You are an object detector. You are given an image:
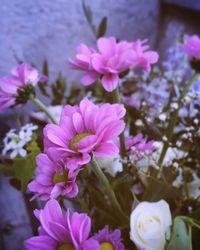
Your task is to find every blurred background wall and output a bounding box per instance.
[0,1,200,249]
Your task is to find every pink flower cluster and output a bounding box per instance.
[29,98,126,200]
[25,199,125,250]
[70,37,159,92]
[0,63,46,112]
[181,35,200,60]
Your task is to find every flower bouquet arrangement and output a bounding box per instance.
[1,15,200,250]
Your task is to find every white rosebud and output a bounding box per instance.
[130,200,172,250]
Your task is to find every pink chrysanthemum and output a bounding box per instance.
[181,35,200,60]
[0,63,46,112]
[28,153,79,200]
[93,226,125,250]
[44,98,126,168]
[70,37,158,92]
[25,199,99,250]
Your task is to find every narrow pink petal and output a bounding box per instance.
[101,74,119,92]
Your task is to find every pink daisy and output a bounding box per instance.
[43,98,126,168]
[28,153,79,200]
[0,63,46,112]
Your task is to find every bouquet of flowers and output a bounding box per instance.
[1,20,200,250]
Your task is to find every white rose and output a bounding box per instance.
[130,200,172,250]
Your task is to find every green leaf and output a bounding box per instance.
[97,16,107,38]
[166,217,192,250]
[12,138,40,191]
[0,163,14,176]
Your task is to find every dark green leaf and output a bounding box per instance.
[97,17,107,38]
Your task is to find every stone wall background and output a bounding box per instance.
[1,1,200,249]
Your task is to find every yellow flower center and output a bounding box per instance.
[57,243,74,250]
[69,132,92,151]
[53,169,68,184]
[100,242,114,250]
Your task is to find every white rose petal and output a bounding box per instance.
[130,200,172,250]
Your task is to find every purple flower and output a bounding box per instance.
[28,154,79,200]
[0,63,46,112]
[181,34,200,60]
[93,226,125,250]
[43,98,126,168]
[70,37,158,92]
[126,133,154,158]
[25,199,99,250]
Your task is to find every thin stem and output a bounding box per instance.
[30,94,57,124]
[92,157,128,222]
[111,87,126,158]
[158,73,198,172]
[77,194,90,214]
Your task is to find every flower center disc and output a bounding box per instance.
[69,132,92,151]
[53,170,68,184]
[57,243,74,250]
[100,242,114,250]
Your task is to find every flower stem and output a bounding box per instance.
[92,157,128,222]
[111,87,126,158]
[29,94,57,124]
[158,73,198,173]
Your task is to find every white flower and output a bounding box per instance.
[3,140,27,159]
[1,123,38,159]
[19,129,32,143]
[96,155,123,177]
[130,200,172,250]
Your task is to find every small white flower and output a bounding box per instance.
[135,119,144,127]
[5,140,27,159]
[158,113,167,121]
[96,155,123,177]
[1,123,37,159]
[130,200,172,250]
[170,103,178,110]
[19,129,32,143]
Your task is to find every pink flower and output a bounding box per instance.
[70,37,158,92]
[28,153,79,200]
[181,35,200,60]
[93,226,125,250]
[44,98,126,168]
[25,199,99,250]
[126,133,154,158]
[0,63,47,112]
[69,43,100,85]
[128,39,159,72]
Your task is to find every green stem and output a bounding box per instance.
[77,194,90,214]
[92,157,128,222]
[158,73,198,171]
[30,94,57,124]
[111,87,126,158]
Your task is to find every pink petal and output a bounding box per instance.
[81,71,99,86]
[101,74,119,92]
[93,142,119,157]
[97,37,116,57]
